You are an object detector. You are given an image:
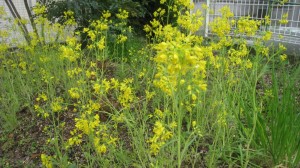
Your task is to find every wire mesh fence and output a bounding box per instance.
[193,0,300,44]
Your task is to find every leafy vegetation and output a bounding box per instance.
[0,0,299,167]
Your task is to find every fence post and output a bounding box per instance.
[205,0,210,38]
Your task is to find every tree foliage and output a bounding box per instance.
[39,0,159,33]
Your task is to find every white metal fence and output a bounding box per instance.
[1,0,73,46]
[194,0,300,45]
[1,1,300,45]
[0,0,37,43]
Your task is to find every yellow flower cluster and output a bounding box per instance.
[34,93,49,118]
[102,10,111,19]
[237,17,260,36]
[41,154,52,168]
[32,4,48,25]
[67,67,83,78]
[160,0,166,4]
[117,34,127,44]
[75,113,100,135]
[145,0,202,41]
[177,10,203,34]
[92,78,135,109]
[148,121,173,155]
[210,17,232,38]
[153,8,166,18]
[279,12,289,25]
[261,31,272,41]
[67,108,118,155]
[50,97,64,112]
[32,3,46,15]
[175,0,194,9]
[116,9,129,20]
[143,1,208,108]
[280,54,287,61]
[34,93,66,118]
[210,10,233,37]
[68,87,81,99]
[153,39,207,95]
[63,10,76,26]
[264,15,271,25]
[83,16,110,53]
[60,37,81,62]
[118,78,134,108]
[228,42,248,64]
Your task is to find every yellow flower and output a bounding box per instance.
[68,87,81,99]
[90,101,101,111]
[245,59,253,69]
[170,121,177,128]
[88,30,96,41]
[83,28,89,33]
[102,10,111,19]
[153,121,164,136]
[97,37,106,50]
[116,9,129,20]
[110,78,119,89]
[96,144,107,154]
[150,19,161,28]
[264,15,271,25]
[160,0,166,4]
[220,6,234,18]
[192,121,197,128]
[191,94,197,101]
[51,97,64,112]
[148,121,173,155]
[36,93,48,102]
[201,4,208,10]
[41,154,52,168]
[66,36,77,47]
[33,3,46,15]
[93,83,101,94]
[66,135,82,148]
[237,17,260,36]
[279,43,286,51]
[261,47,269,57]
[262,31,272,41]
[279,12,289,24]
[154,109,164,118]
[280,54,287,61]
[102,79,111,92]
[63,10,76,25]
[117,35,127,44]
[144,24,152,33]
[118,83,134,108]
[146,90,155,101]
[199,83,207,91]
[67,67,83,78]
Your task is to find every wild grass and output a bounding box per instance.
[0,1,299,167]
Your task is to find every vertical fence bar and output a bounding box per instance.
[205,0,210,37]
[190,0,300,44]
